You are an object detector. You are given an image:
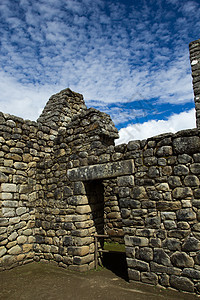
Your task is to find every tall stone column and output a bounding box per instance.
[189,39,200,129]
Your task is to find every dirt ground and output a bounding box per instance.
[0,261,199,300]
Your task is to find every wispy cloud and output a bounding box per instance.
[0,0,199,131]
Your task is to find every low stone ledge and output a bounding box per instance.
[67,160,134,181]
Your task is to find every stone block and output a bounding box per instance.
[182,268,200,279]
[68,246,90,256]
[170,275,194,292]
[176,208,196,221]
[153,248,171,266]
[73,254,94,265]
[172,187,193,199]
[156,146,172,157]
[190,163,200,174]
[182,237,200,251]
[8,232,18,241]
[128,268,140,281]
[67,160,134,181]
[0,246,7,258]
[2,208,15,217]
[0,171,8,183]
[17,236,27,244]
[2,200,18,207]
[171,252,194,267]
[117,175,134,187]
[159,274,169,286]
[8,245,21,255]
[163,238,181,251]
[141,272,158,285]
[126,258,149,271]
[173,136,200,154]
[124,236,149,247]
[174,165,189,175]
[0,183,17,193]
[16,207,27,216]
[13,162,27,170]
[184,175,199,187]
[145,216,161,229]
[67,196,88,206]
[76,205,91,214]
[137,247,153,262]
[168,176,182,188]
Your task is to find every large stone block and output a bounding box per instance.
[126,258,149,271]
[0,183,17,193]
[182,237,200,251]
[173,136,200,154]
[153,249,171,266]
[170,275,194,292]
[171,252,194,267]
[172,187,193,199]
[182,268,200,279]
[141,272,158,285]
[176,208,196,221]
[67,160,134,181]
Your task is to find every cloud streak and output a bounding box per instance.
[0,0,199,137]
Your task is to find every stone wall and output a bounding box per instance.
[190,39,200,129]
[115,130,200,294]
[0,39,200,295]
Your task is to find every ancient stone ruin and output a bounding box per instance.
[0,39,200,295]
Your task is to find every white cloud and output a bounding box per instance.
[0,0,199,126]
[116,109,196,145]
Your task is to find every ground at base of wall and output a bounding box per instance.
[0,262,199,300]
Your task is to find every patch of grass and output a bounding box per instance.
[104,242,125,252]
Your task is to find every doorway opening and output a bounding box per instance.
[84,179,128,281]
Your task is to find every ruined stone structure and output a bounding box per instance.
[0,39,200,295]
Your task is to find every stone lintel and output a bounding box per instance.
[67,160,134,181]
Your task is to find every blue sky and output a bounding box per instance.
[0,0,199,144]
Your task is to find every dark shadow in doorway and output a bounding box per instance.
[102,252,129,282]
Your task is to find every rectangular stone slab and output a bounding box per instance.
[67,160,134,181]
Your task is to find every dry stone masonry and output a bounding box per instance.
[0,39,200,295]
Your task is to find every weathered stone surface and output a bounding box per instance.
[137,247,153,262]
[117,175,134,187]
[173,136,200,154]
[8,245,21,255]
[168,176,182,188]
[128,268,140,281]
[170,275,194,292]
[67,160,134,181]
[131,186,146,199]
[176,208,196,221]
[171,252,194,267]
[0,183,17,192]
[182,268,200,279]
[184,175,199,187]
[126,258,149,271]
[156,201,181,211]
[163,238,181,251]
[172,187,193,199]
[0,171,8,183]
[182,237,200,251]
[124,236,149,247]
[153,249,171,266]
[190,163,200,174]
[141,272,158,285]
[156,146,172,157]
[174,165,189,176]
[145,216,161,228]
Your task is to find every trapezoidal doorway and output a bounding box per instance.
[84,179,128,281]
